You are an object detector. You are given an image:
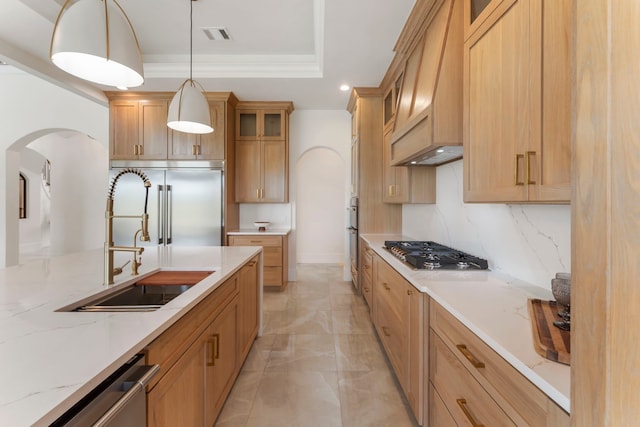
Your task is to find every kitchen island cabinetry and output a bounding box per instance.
[463,0,571,203]
[238,256,260,359]
[146,267,246,426]
[228,231,289,290]
[372,254,424,424]
[235,102,293,203]
[430,300,569,426]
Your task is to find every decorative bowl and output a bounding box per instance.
[253,221,271,231]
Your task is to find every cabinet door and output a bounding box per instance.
[198,101,226,160]
[139,100,168,160]
[235,140,262,202]
[169,129,198,160]
[238,257,259,359]
[147,334,206,427]
[262,139,287,202]
[463,0,529,202]
[261,110,286,140]
[528,0,571,202]
[110,101,139,160]
[350,139,359,196]
[383,128,409,203]
[407,284,423,422]
[237,110,259,140]
[204,298,239,426]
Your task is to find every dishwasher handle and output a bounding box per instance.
[93,364,160,427]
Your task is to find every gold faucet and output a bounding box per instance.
[104,169,152,285]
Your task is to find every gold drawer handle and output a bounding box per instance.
[363,287,369,292]
[250,240,262,244]
[407,289,414,295]
[383,283,391,291]
[381,326,391,337]
[456,344,485,369]
[456,399,484,427]
[247,261,257,267]
[207,334,220,366]
[526,151,536,184]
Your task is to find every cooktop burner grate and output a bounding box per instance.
[384,240,488,270]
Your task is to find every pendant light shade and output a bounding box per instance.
[167,79,213,134]
[167,0,213,134]
[50,0,144,88]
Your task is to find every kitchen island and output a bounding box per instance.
[0,245,262,426]
[361,234,570,424]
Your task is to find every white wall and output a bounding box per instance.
[18,148,48,253]
[240,109,352,280]
[0,71,108,267]
[403,160,571,289]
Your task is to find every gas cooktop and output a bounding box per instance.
[384,241,489,270]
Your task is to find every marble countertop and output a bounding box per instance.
[227,227,291,236]
[0,245,262,426]
[361,234,570,413]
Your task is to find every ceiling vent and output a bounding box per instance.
[202,27,232,41]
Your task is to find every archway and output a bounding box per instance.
[5,129,108,265]
[295,147,346,264]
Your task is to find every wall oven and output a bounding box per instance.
[347,197,358,288]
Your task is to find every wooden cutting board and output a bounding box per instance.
[527,299,570,365]
[136,271,214,286]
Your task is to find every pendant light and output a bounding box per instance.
[50,0,144,88]
[167,0,213,134]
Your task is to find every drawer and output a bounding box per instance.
[429,383,457,427]
[376,292,407,387]
[264,266,282,286]
[229,235,282,247]
[430,330,515,426]
[430,300,549,426]
[375,259,406,319]
[263,246,283,266]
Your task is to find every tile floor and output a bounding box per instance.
[215,264,419,427]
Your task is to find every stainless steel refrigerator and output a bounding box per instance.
[108,166,223,247]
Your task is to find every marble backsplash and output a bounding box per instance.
[402,160,571,290]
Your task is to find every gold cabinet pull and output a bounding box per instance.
[456,399,484,427]
[248,261,257,267]
[407,289,414,295]
[207,333,220,366]
[250,240,262,244]
[256,188,260,199]
[192,144,197,155]
[456,344,485,369]
[363,287,369,292]
[214,333,220,360]
[526,151,536,184]
[381,326,391,337]
[514,154,524,185]
[383,282,391,291]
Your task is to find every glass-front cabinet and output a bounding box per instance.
[237,110,286,141]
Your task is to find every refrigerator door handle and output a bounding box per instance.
[166,184,173,244]
[158,185,164,244]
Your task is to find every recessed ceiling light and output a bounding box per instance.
[339,84,350,92]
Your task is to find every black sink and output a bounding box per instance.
[74,284,193,312]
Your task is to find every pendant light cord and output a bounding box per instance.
[189,0,193,81]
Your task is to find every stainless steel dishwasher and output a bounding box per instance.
[50,354,159,426]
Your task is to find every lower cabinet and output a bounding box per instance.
[429,300,570,426]
[146,257,259,426]
[372,254,424,424]
[228,234,288,290]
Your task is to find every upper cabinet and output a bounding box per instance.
[107,92,236,162]
[463,0,571,203]
[234,102,294,203]
[388,0,464,166]
[110,99,168,160]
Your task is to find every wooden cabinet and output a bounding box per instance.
[110,99,168,160]
[463,0,571,203]
[146,260,258,426]
[169,100,225,160]
[388,0,464,166]
[107,93,234,162]
[359,238,373,308]
[235,102,293,203]
[238,256,259,360]
[383,126,436,204]
[430,300,570,426]
[228,234,288,290]
[372,254,424,424]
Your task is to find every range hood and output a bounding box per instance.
[389,0,463,167]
